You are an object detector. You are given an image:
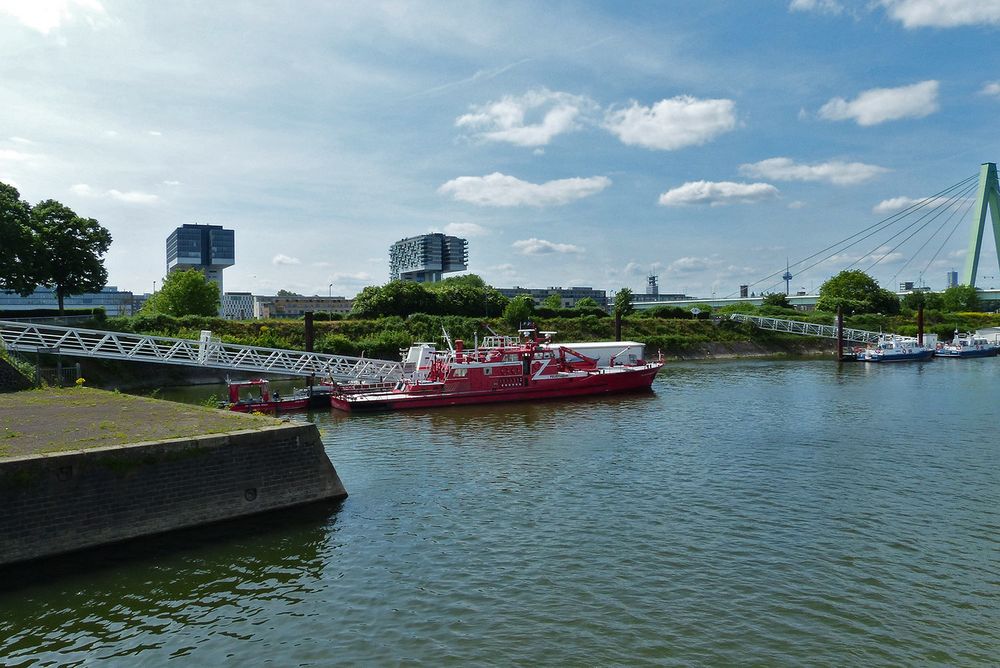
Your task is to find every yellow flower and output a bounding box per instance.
[75,377,86,386]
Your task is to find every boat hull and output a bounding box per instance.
[331,363,662,412]
[228,398,311,413]
[859,349,935,362]
[934,348,999,358]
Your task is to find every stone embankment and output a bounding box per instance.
[0,388,346,566]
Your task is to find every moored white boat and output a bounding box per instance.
[857,334,935,362]
[934,331,1000,358]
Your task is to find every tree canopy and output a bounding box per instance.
[541,293,563,309]
[142,269,221,316]
[0,182,34,295]
[502,294,535,328]
[816,270,899,315]
[761,292,791,308]
[940,284,979,312]
[350,275,508,318]
[613,287,634,318]
[0,185,113,312]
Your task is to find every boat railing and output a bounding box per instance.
[481,336,521,349]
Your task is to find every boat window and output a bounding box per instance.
[451,368,467,378]
[483,367,492,375]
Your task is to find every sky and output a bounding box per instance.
[2,0,1000,299]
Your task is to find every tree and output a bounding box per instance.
[815,270,899,315]
[761,292,791,308]
[142,269,220,316]
[350,281,436,318]
[940,284,979,312]
[276,289,302,297]
[901,290,943,312]
[541,293,563,309]
[502,295,534,328]
[29,199,113,313]
[613,288,634,341]
[0,182,34,294]
[575,297,601,310]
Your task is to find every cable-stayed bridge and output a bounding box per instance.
[0,320,403,382]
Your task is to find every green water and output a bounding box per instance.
[1,360,997,665]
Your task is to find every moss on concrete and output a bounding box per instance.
[0,387,280,459]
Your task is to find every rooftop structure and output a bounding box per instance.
[496,286,607,309]
[389,233,468,282]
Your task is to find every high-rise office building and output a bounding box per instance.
[946,270,959,289]
[166,224,235,296]
[389,233,468,282]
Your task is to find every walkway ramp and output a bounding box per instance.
[0,320,403,381]
[728,314,884,344]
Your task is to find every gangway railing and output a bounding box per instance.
[728,313,885,344]
[0,320,403,381]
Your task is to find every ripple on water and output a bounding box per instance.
[1,361,997,665]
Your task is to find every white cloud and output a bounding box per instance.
[666,256,724,274]
[443,222,488,237]
[0,148,36,163]
[107,189,158,204]
[872,195,965,213]
[788,201,807,209]
[163,180,181,186]
[658,180,779,206]
[272,254,301,266]
[0,0,108,34]
[739,157,889,185]
[880,0,1000,28]
[604,96,737,150]
[438,172,611,207]
[789,0,844,13]
[980,82,1000,97]
[818,80,939,126]
[71,183,159,204]
[329,271,371,284]
[147,130,162,136]
[103,130,119,137]
[456,89,597,147]
[512,238,584,255]
[9,136,33,144]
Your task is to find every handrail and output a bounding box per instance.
[0,320,403,381]
[728,313,886,344]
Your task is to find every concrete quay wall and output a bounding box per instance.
[0,423,346,566]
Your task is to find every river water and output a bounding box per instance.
[1,360,997,666]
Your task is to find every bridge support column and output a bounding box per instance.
[962,162,1000,288]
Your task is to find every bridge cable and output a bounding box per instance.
[857,179,980,273]
[888,188,979,285]
[726,174,979,298]
[725,173,979,297]
[918,195,980,280]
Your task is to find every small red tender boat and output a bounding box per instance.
[222,378,311,413]
[330,330,663,412]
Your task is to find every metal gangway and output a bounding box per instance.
[0,320,403,381]
[728,313,885,344]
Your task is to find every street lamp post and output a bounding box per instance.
[328,283,333,297]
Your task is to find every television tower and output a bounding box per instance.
[782,259,793,296]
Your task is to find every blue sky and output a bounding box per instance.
[2,0,1000,298]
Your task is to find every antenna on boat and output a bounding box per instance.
[441,325,455,352]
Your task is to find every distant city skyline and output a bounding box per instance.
[2,1,1000,298]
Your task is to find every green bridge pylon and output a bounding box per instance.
[962,162,1000,288]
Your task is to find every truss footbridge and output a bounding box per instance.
[0,320,403,382]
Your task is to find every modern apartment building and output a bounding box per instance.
[389,233,468,282]
[0,286,139,316]
[166,224,235,296]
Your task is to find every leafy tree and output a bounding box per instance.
[574,297,601,310]
[350,280,436,318]
[142,268,220,316]
[503,295,534,328]
[901,290,943,312]
[613,288,634,318]
[276,289,302,296]
[541,293,563,309]
[761,292,791,308]
[940,284,979,312]
[613,288,634,341]
[29,199,113,313]
[815,270,899,316]
[0,182,34,294]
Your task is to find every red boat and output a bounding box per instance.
[223,378,311,413]
[330,330,663,412]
